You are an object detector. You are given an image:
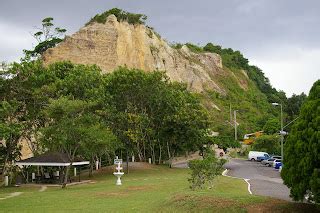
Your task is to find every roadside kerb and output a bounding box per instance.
[222,169,252,195]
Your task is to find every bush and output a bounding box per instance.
[188,149,226,190]
[252,135,280,155]
[185,43,204,53]
[86,8,147,26]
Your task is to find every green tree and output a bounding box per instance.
[188,149,226,190]
[263,118,280,135]
[281,80,320,203]
[23,17,66,61]
[86,8,147,26]
[103,67,209,165]
[0,101,22,183]
[286,93,307,128]
[210,136,240,152]
[40,97,116,188]
[252,135,280,155]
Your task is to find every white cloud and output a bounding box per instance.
[0,21,34,62]
[250,46,320,96]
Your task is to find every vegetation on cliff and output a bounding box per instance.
[86,8,147,26]
[23,17,66,61]
[172,41,307,139]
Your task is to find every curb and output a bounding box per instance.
[222,169,252,195]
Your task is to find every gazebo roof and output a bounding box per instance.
[15,152,89,167]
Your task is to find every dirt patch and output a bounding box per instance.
[171,195,319,212]
[94,191,128,198]
[126,185,154,191]
[172,194,240,209]
[94,185,154,198]
[246,199,320,213]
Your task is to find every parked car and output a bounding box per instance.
[273,159,282,167]
[262,158,277,166]
[271,155,282,159]
[257,155,269,162]
[248,151,270,161]
[275,162,282,169]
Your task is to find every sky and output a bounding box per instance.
[1,0,319,97]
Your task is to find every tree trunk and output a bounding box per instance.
[158,144,162,165]
[143,140,146,162]
[89,155,94,177]
[151,144,156,165]
[166,141,171,159]
[166,141,172,167]
[62,166,70,188]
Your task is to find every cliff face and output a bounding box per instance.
[43,15,248,94]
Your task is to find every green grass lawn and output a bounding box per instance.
[0,163,318,212]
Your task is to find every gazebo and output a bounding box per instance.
[16,152,89,184]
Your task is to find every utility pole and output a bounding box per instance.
[234,110,238,141]
[230,103,232,125]
[280,104,284,162]
[272,102,284,161]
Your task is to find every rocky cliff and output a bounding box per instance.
[43,15,249,94]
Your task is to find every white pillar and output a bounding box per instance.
[74,167,77,177]
[32,173,36,182]
[148,158,152,164]
[4,175,8,186]
[95,160,99,170]
[132,155,135,162]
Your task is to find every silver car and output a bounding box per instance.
[262,158,277,166]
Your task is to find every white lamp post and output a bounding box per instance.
[234,110,238,141]
[272,102,284,161]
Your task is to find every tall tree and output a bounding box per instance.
[103,67,209,165]
[23,17,66,61]
[0,101,22,182]
[263,118,280,135]
[40,97,117,187]
[281,80,320,203]
[252,135,280,155]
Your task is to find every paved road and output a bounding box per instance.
[225,158,291,201]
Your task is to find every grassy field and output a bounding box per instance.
[0,163,318,212]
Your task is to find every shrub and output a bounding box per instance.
[188,149,226,190]
[86,8,147,26]
[185,43,204,53]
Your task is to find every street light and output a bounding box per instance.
[272,102,284,161]
[234,110,239,141]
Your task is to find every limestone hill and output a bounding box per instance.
[43,13,278,135]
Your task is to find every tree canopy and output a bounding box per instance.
[0,60,210,183]
[252,135,280,155]
[281,80,320,203]
[263,118,280,135]
[23,17,66,61]
[86,8,147,26]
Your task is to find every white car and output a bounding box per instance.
[248,151,269,161]
[273,159,282,167]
